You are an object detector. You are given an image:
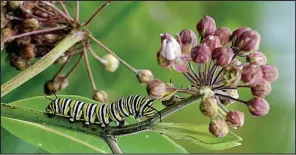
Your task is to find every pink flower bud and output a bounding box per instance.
[247,51,267,66]
[196,15,216,37]
[226,110,244,129]
[251,79,272,97]
[241,63,263,86]
[248,97,270,116]
[231,27,251,42]
[176,29,197,54]
[229,58,243,70]
[191,43,211,64]
[201,35,221,51]
[212,47,234,66]
[159,33,182,61]
[261,65,279,83]
[214,27,232,45]
[235,30,261,56]
[209,119,229,137]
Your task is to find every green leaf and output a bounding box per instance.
[152,122,243,151]
[1,95,187,153]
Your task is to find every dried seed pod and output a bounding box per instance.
[10,55,28,70]
[136,69,154,84]
[23,18,39,32]
[16,36,31,46]
[20,44,36,60]
[93,90,109,103]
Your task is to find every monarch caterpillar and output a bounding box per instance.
[45,94,161,127]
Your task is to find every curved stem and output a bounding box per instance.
[89,34,137,73]
[3,26,67,43]
[83,44,97,91]
[64,53,84,78]
[1,30,87,97]
[88,46,106,64]
[83,0,112,27]
[53,55,73,80]
[215,93,248,104]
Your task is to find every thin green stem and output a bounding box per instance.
[83,0,112,27]
[83,44,97,91]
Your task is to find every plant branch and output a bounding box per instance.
[103,135,122,154]
[75,1,79,22]
[1,30,87,97]
[0,95,200,138]
[3,26,68,43]
[65,53,84,78]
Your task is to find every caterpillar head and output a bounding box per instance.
[44,95,57,114]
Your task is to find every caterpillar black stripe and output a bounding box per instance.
[45,94,160,127]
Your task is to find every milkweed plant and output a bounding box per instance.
[1,1,279,154]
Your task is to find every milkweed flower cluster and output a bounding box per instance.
[156,15,279,137]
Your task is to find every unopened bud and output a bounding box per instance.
[231,27,251,42]
[54,55,69,65]
[136,69,154,84]
[246,51,267,66]
[202,35,221,51]
[23,18,39,32]
[261,65,279,83]
[191,43,211,64]
[200,97,218,117]
[20,44,36,60]
[93,90,109,103]
[146,79,166,99]
[226,110,244,129]
[7,1,23,10]
[212,47,234,66]
[177,29,197,53]
[235,30,261,56]
[251,79,272,97]
[10,56,27,70]
[196,15,216,37]
[248,97,270,116]
[214,27,232,45]
[209,119,229,137]
[102,54,119,72]
[159,33,182,61]
[241,63,262,86]
[44,80,60,95]
[222,66,241,87]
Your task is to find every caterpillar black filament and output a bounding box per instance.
[45,94,160,127]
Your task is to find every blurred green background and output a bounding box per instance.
[1,1,295,153]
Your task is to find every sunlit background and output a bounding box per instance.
[1,1,295,153]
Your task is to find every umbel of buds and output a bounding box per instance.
[156,15,279,138]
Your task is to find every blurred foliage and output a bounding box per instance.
[1,1,295,153]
